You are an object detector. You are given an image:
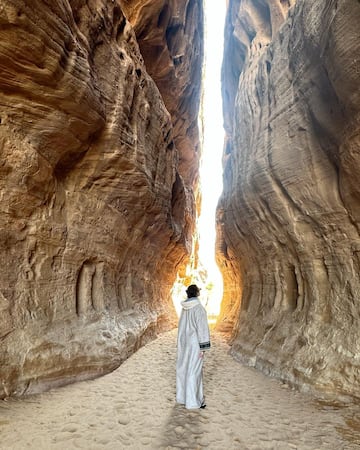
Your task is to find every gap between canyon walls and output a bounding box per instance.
[0,0,203,398]
[217,0,360,399]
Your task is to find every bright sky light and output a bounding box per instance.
[197,0,226,315]
[172,1,226,317]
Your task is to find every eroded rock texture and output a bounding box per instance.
[0,0,202,398]
[218,0,360,398]
[119,0,204,280]
[120,0,203,188]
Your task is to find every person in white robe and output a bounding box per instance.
[176,284,211,409]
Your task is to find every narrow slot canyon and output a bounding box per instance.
[1,0,360,448]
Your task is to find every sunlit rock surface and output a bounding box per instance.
[0,0,202,398]
[218,0,360,398]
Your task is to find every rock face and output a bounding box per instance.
[120,0,204,188]
[218,0,360,398]
[0,0,202,398]
[119,0,204,280]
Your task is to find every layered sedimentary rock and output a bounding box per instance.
[218,0,360,398]
[0,0,202,398]
[120,0,203,188]
[119,0,204,279]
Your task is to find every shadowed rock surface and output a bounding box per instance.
[119,0,204,280]
[0,0,202,398]
[120,0,203,188]
[217,0,360,398]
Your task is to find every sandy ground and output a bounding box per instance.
[1,329,360,450]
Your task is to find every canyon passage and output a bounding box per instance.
[0,0,360,442]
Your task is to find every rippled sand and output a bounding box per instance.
[1,330,359,449]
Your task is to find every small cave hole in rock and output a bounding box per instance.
[172,0,225,325]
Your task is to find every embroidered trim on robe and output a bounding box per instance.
[200,341,211,350]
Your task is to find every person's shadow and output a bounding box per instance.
[160,403,203,449]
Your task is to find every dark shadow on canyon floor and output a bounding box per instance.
[160,404,204,449]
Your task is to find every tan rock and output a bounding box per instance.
[218,0,360,398]
[119,0,204,188]
[119,0,204,272]
[0,0,201,398]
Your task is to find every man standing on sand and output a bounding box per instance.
[176,284,211,409]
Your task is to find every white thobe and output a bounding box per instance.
[176,297,211,409]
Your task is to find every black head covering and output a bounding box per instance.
[186,284,200,298]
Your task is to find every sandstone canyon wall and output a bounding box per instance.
[120,0,203,188]
[0,0,203,398]
[218,0,360,398]
[119,0,204,280]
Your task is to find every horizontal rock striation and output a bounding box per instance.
[218,0,360,398]
[0,0,202,398]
